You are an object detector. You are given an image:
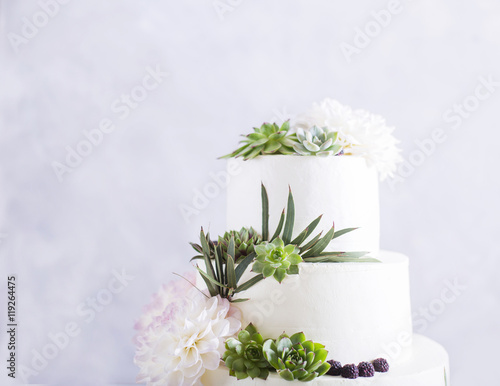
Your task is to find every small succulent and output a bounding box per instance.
[252,238,302,283]
[262,332,331,382]
[293,126,343,157]
[218,228,262,262]
[191,227,262,263]
[194,229,264,302]
[221,121,298,160]
[223,324,272,380]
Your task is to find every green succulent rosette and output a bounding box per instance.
[223,324,272,380]
[263,332,331,382]
[252,238,302,283]
[293,126,343,157]
[217,227,262,262]
[221,121,298,160]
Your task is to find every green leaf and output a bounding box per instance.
[300,373,317,382]
[199,229,217,280]
[287,253,302,265]
[277,337,293,353]
[290,332,306,345]
[316,361,331,377]
[263,265,276,278]
[195,266,218,296]
[195,265,228,289]
[250,138,270,147]
[227,254,236,289]
[282,188,295,244]
[238,329,251,344]
[302,226,335,258]
[312,348,328,366]
[271,210,286,240]
[261,184,269,241]
[252,260,265,273]
[189,242,203,254]
[235,252,256,283]
[274,268,286,283]
[332,227,358,240]
[287,264,299,275]
[301,340,314,352]
[278,369,294,381]
[214,246,223,285]
[228,235,236,265]
[290,215,322,246]
[303,255,378,263]
[281,120,290,132]
[299,232,323,253]
[244,145,263,160]
[234,274,265,293]
[247,366,261,379]
[230,298,249,303]
[263,141,282,154]
[245,323,258,335]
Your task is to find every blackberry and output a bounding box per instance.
[326,360,342,376]
[341,364,359,379]
[372,358,390,373]
[358,362,375,377]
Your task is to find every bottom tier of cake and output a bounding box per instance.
[201,335,449,386]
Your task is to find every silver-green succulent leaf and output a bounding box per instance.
[223,324,273,380]
[221,121,299,160]
[262,333,331,382]
[252,238,302,283]
[293,126,343,157]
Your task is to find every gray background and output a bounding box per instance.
[1,0,499,384]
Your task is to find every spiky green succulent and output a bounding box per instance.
[221,121,298,160]
[218,228,262,262]
[260,184,377,266]
[223,324,272,380]
[252,238,302,283]
[293,126,343,156]
[194,229,264,302]
[262,332,331,382]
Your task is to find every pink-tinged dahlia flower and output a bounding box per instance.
[134,276,241,386]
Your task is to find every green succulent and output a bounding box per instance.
[261,184,377,265]
[221,121,298,160]
[223,324,272,380]
[293,126,343,157]
[191,227,262,263]
[218,228,262,262]
[262,332,331,382]
[193,229,264,302]
[252,238,302,283]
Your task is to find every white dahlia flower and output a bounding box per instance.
[294,98,402,180]
[134,281,242,386]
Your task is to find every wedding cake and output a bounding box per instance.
[134,99,450,386]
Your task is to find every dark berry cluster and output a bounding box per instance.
[325,357,389,379]
[326,360,342,376]
[373,357,390,373]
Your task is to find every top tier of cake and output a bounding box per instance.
[227,155,380,255]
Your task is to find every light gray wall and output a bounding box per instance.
[1,0,499,384]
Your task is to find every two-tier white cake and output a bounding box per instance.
[201,155,449,385]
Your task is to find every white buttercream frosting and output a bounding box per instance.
[226,156,380,255]
[228,251,413,365]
